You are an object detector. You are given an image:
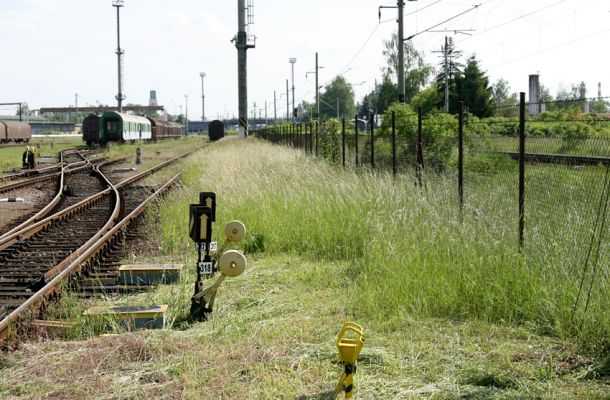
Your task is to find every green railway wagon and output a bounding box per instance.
[100,112,152,143]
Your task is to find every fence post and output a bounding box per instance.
[355,115,359,168]
[392,111,396,176]
[416,106,424,186]
[519,92,526,249]
[342,118,346,168]
[458,101,464,210]
[308,123,312,154]
[370,113,375,170]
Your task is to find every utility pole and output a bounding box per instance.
[306,54,323,124]
[185,95,189,135]
[289,58,297,123]
[235,0,255,139]
[444,36,449,112]
[286,79,289,122]
[75,93,79,115]
[112,0,125,112]
[315,52,320,123]
[397,0,405,103]
[379,1,417,103]
[265,101,268,125]
[273,91,277,123]
[200,72,206,121]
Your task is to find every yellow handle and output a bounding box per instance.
[337,322,364,343]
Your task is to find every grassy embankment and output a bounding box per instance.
[0,138,608,399]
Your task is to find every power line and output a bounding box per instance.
[456,0,572,44]
[473,0,599,55]
[485,26,610,70]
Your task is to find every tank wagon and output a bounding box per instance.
[82,114,101,147]
[208,120,225,141]
[0,121,31,144]
[149,118,183,141]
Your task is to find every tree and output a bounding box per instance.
[492,78,518,117]
[358,74,399,118]
[454,56,494,118]
[411,86,442,114]
[589,99,609,113]
[319,76,355,120]
[383,32,434,103]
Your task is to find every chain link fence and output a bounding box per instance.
[254,95,610,340]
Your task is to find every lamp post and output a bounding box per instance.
[199,72,206,122]
[112,0,125,112]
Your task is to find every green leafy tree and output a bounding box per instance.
[383,32,434,103]
[589,99,609,113]
[358,75,399,118]
[320,76,355,120]
[454,56,494,118]
[492,78,518,117]
[411,86,442,114]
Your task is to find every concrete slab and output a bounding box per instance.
[84,305,168,330]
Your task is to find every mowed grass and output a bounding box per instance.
[0,137,84,173]
[0,138,608,399]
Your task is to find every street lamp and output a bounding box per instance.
[199,72,206,122]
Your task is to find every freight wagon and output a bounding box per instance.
[82,114,101,147]
[0,121,31,144]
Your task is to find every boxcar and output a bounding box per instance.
[100,112,152,143]
[148,118,183,141]
[82,114,101,146]
[0,121,31,143]
[208,120,224,141]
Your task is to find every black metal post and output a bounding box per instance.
[315,121,319,157]
[342,118,346,167]
[355,115,359,167]
[416,106,424,186]
[519,92,526,249]
[392,111,396,176]
[370,113,375,169]
[458,101,464,209]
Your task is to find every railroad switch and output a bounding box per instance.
[335,322,364,399]
[189,192,247,320]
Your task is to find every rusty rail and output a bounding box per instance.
[0,147,200,343]
[0,173,181,343]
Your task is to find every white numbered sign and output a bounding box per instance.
[198,261,213,275]
[196,242,218,252]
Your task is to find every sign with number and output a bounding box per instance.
[196,242,217,252]
[198,261,213,275]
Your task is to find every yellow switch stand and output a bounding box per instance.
[335,322,364,399]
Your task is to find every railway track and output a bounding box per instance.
[0,148,200,344]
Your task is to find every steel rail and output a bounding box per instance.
[0,157,124,242]
[0,147,200,251]
[0,173,181,343]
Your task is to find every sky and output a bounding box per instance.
[1,0,609,120]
